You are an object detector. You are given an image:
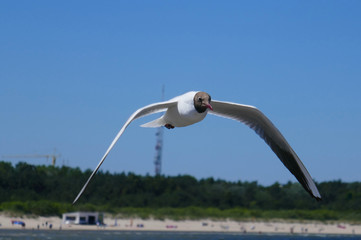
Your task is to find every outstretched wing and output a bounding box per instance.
[72,100,178,204]
[209,100,321,200]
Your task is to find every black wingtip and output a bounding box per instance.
[309,189,322,202]
[315,196,322,202]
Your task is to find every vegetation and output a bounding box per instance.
[1,161,361,221]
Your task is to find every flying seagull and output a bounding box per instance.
[73,91,321,204]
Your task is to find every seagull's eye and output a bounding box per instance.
[198,97,202,102]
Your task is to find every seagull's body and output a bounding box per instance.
[141,91,209,128]
[73,91,321,204]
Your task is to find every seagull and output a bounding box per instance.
[73,91,321,204]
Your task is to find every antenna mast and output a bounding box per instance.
[154,85,164,175]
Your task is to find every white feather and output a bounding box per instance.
[73,91,321,204]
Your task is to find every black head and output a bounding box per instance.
[193,92,213,113]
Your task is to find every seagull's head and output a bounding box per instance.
[194,91,213,113]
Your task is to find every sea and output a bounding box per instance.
[0,230,359,240]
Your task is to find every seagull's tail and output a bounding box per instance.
[140,117,165,128]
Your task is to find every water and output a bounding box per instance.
[0,230,359,240]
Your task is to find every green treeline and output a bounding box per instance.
[1,161,361,221]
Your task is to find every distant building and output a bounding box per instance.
[62,212,103,225]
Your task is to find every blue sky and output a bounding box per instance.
[1,1,360,186]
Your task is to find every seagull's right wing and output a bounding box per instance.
[209,100,321,201]
[72,100,178,205]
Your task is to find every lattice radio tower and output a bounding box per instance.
[154,85,165,175]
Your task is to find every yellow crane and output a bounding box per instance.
[2,154,60,166]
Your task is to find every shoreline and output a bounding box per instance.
[1,214,360,236]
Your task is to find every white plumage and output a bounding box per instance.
[141,91,208,128]
[73,91,321,204]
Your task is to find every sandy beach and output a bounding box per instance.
[0,213,360,236]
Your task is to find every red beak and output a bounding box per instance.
[206,103,213,111]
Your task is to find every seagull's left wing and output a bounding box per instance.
[72,100,178,204]
[209,100,321,200]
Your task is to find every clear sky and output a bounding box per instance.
[1,1,360,186]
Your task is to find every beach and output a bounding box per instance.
[0,214,360,236]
